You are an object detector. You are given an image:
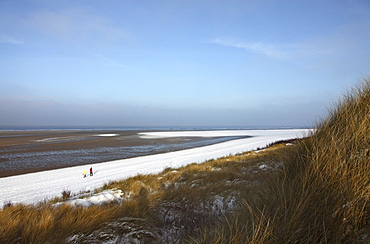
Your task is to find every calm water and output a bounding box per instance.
[0,125,302,131]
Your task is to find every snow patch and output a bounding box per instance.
[94,134,119,137]
[138,130,253,139]
[35,137,75,142]
[55,189,123,207]
[259,164,268,170]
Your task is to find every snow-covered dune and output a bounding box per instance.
[0,129,310,206]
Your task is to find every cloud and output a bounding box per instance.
[0,95,58,99]
[94,54,133,69]
[209,37,341,61]
[28,8,129,43]
[210,18,370,62]
[211,38,282,59]
[0,34,22,44]
[210,38,301,59]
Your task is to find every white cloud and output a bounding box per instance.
[210,38,298,59]
[95,54,132,69]
[210,18,370,63]
[0,95,58,99]
[0,34,22,44]
[28,8,129,43]
[209,37,338,61]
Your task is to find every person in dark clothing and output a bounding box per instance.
[90,167,93,176]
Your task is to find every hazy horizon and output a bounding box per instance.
[0,125,310,131]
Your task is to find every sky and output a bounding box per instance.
[0,0,369,128]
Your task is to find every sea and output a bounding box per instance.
[0,125,304,131]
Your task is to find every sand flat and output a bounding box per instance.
[0,130,244,177]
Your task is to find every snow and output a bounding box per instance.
[34,134,118,142]
[35,137,75,142]
[94,134,119,137]
[259,164,268,170]
[0,129,310,207]
[53,189,124,207]
[138,130,255,138]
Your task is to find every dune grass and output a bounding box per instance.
[194,78,369,243]
[0,140,293,243]
[0,78,368,243]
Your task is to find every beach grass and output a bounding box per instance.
[0,78,369,243]
[194,78,369,243]
[0,140,294,243]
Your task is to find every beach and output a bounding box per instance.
[0,129,310,206]
[0,129,247,177]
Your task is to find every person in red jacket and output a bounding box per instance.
[90,167,93,176]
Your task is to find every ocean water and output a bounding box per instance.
[0,125,304,131]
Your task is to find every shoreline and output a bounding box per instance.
[0,129,251,178]
[0,129,310,206]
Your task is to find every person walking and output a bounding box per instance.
[90,167,93,176]
[83,170,87,178]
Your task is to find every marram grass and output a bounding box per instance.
[196,78,369,243]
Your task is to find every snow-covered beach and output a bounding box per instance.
[0,129,310,207]
[0,129,247,177]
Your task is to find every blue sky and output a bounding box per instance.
[1,0,369,127]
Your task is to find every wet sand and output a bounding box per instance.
[0,130,246,178]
